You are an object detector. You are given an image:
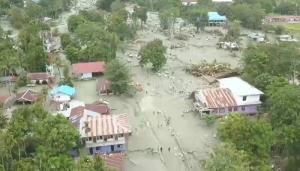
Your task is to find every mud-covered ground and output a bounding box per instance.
[0,2,243,170]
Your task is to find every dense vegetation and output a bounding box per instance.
[105,59,132,95]
[0,105,113,171]
[63,8,136,63]
[139,39,167,72]
[1,0,300,170]
[204,43,300,170]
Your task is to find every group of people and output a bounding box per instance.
[159,147,171,153]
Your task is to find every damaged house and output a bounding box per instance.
[193,77,263,115]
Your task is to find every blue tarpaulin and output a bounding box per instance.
[208,12,227,21]
[51,85,76,96]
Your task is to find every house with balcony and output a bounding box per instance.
[79,114,131,155]
[193,77,263,115]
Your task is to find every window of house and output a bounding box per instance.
[104,137,107,141]
[242,96,247,101]
[100,136,102,139]
[117,145,121,148]
[88,137,92,141]
[219,108,225,113]
[93,137,96,143]
[241,106,245,111]
[228,107,232,112]
[234,106,238,111]
[96,147,100,150]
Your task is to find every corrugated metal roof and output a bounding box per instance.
[72,62,106,74]
[202,88,237,108]
[28,72,50,80]
[16,90,38,102]
[102,153,124,171]
[83,114,131,137]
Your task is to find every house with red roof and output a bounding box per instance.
[16,90,39,104]
[28,72,52,84]
[102,153,125,171]
[69,103,110,128]
[72,62,106,80]
[79,114,131,155]
[193,77,263,115]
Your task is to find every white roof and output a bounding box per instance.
[218,77,263,96]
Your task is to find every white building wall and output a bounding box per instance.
[233,94,261,106]
[80,73,92,79]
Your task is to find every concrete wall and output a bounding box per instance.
[234,94,261,106]
[211,105,259,115]
[88,144,126,155]
[80,73,92,80]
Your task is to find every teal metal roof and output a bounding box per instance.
[208,12,227,21]
[51,85,76,96]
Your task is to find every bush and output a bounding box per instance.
[202,115,217,126]
[16,74,28,87]
[59,77,73,87]
[274,25,285,35]
[139,39,166,72]
[60,33,72,49]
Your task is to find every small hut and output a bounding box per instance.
[96,78,112,95]
[16,90,38,104]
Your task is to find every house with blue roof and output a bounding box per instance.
[50,85,76,102]
[208,12,227,26]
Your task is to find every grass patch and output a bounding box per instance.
[285,23,300,34]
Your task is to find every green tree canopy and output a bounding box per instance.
[218,113,274,170]
[268,85,300,133]
[133,6,148,25]
[96,0,115,11]
[204,143,251,171]
[0,105,81,170]
[275,1,300,15]
[225,4,265,29]
[159,7,179,31]
[39,0,73,18]
[223,20,240,42]
[105,59,131,95]
[68,15,87,32]
[182,7,208,32]
[139,39,166,72]
[9,7,28,29]
[242,44,300,91]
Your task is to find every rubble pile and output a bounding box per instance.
[186,60,231,77]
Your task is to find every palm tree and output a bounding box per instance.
[0,46,20,95]
[54,56,65,82]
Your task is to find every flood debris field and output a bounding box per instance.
[0,1,243,170]
[55,5,242,171]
